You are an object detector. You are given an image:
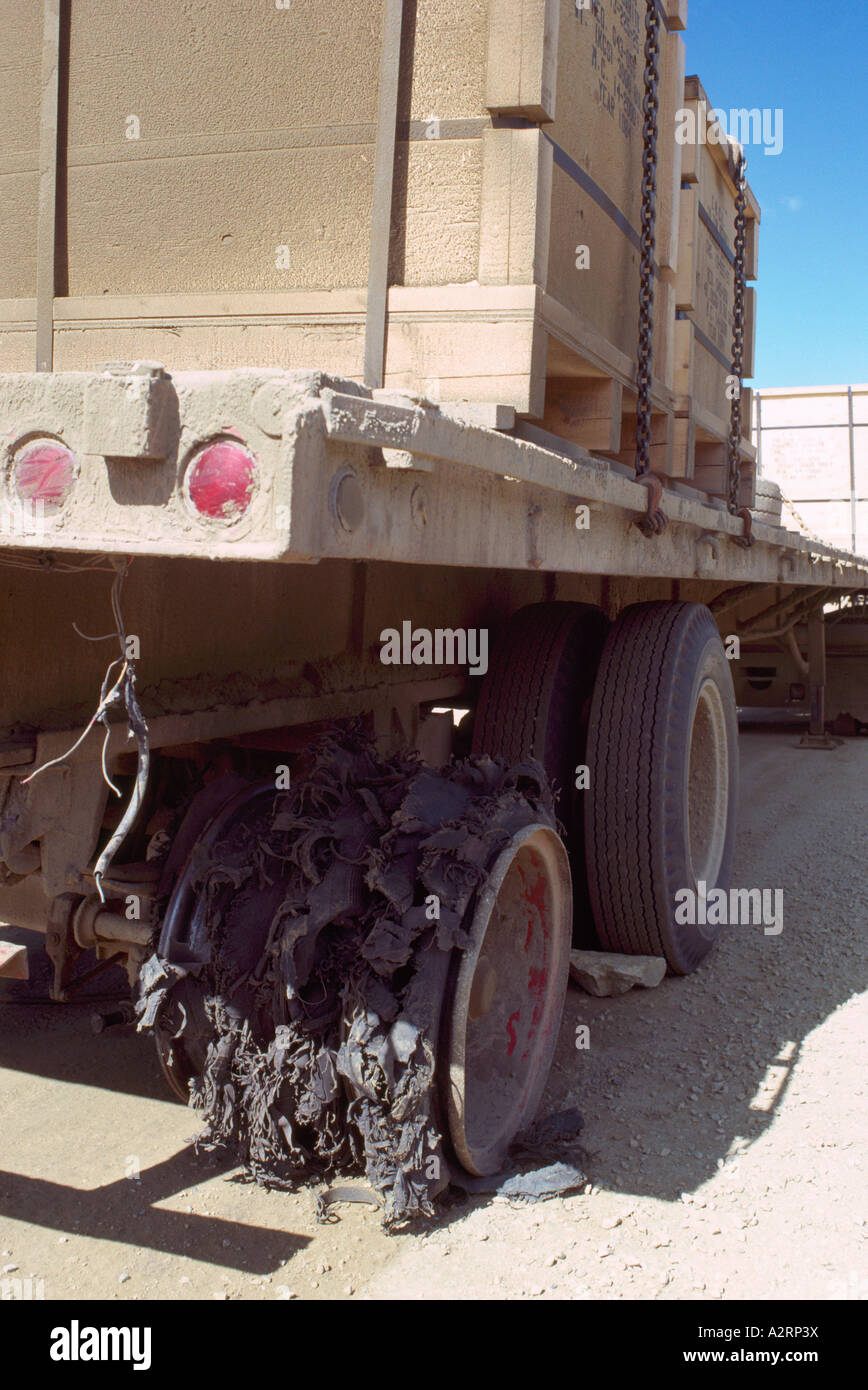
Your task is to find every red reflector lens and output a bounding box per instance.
[187,441,256,522]
[14,440,76,515]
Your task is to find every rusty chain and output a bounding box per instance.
[728,146,754,546]
[634,0,665,537]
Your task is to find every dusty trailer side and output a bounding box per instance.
[1,0,866,1217]
[0,368,865,1211]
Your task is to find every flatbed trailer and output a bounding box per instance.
[1,365,865,1217]
[1,0,866,1221]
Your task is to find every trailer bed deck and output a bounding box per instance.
[0,368,865,592]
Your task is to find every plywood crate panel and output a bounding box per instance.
[61,0,492,298]
[674,77,761,384]
[755,386,868,553]
[2,0,688,433]
[543,2,685,330]
[485,0,688,453]
[672,320,758,509]
[670,76,760,503]
[784,500,866,554]
[761,424,854,502]
[0,2,43,302]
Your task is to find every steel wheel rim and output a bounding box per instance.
[444,824,572,1176]
[154,782,275,1099]
[686,676,730,888]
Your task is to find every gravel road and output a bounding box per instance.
[1,725,865,1302]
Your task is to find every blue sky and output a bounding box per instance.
[684,0,868,389]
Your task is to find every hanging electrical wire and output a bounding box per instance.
[20,558,151,901]
[0,550,114,574]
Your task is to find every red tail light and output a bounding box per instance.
[187,439,257,522]
[13,440,77,515]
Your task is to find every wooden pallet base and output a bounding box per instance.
[672,410,757,510]
[541,376,674,472]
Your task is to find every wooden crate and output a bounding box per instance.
[755,386,868,552]
[1,0,688,457]
[485,0,688,462]
[670,75,760,502]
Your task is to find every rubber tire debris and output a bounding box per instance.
[137,724,561,1227]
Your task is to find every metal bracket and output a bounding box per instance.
[634,473,667,537]
[730,506,755,548]
[83,364,175,460]
[45,892,82,1001]
[796,609,838,750]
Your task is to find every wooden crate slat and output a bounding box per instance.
[478,127,553,287]
[1,0,698,459]
[670,70,761,494]
[486,0,560,122]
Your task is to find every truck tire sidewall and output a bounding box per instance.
[585,602,739,975]
[661,624,739,973]
[471,602,610,945]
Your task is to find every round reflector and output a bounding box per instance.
[187,440,256,522]
[13,440,76,516]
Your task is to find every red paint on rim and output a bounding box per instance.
[14,441,76,515]
[520,855,552,1060]
[521,859,550,951]
[522,860,549,919]
[188,440,256,522]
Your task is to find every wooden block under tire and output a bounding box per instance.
[0,940,29,979]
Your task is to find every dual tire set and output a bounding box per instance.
[473,600,740,975]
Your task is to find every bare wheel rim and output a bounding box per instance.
[153,782,276,1099]
[686,676,730,889]
[445,824,572,1177]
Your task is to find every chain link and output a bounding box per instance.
[728,147,748,516]
[634,0,659,483]
[632,2,667,538]
[778,487,824,543]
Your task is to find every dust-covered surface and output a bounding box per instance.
[0,728,866,1301]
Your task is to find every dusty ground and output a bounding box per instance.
[1,724,866,1302]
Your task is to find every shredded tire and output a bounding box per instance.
[137,724,558,1227]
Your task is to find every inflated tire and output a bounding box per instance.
[471,601,611,943]
[584,601,739,975]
